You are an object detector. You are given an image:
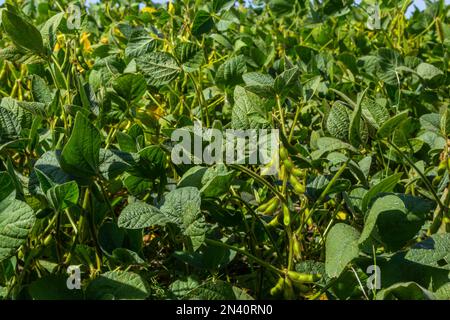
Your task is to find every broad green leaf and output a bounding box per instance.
[242,72,275,97]
[361,97,390,129]
[169,277,200,299]
[0,172,14,202]
[192,10,213,37]
[316,137,358,154]
[98,221,126,255]
[99,148,135,180]
[376,282,436,300]
[359,194,430,251]
[404,234,450,270]
[178,166,208,189]
[174,42,204,72]
[136,52,180,86]
[111,248,145,266]
[86,270,149,300]
[186,280,253,300]
[420,113,441,133]
[361,173,403,212]
[376,48,402,86]
[39,12,65,50]
[46,181,79,211]
[125,30,157,60]
[231,86,269,129]
[212,0,235,12]
[1,10,45,55]
[29,275,84,300]
[377,110,409,139]
[117,132,138,153]
[31,75,53,104]
[34,168,55,194]
[29,151,72,195]
[215,55,247,87]
[118,200,174,229]
[0,193,35,261]
[60,112,101,178]
[200,165,234,198]
[274,67,299,94]
[112,73,147,103]
[123,175,152,196]
[325,223,360,278]
[326,102,351,141]
[161,187,205,250]
[416,63,444,81]
[0,97,32,142]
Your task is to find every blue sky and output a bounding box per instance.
[0,0,449,17]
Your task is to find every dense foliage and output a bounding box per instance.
[0,0,449,300]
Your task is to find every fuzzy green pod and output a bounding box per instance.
[290,175,305,194]
[270,277,285,296]
[287,271,321,283]
[283,159,294,172]
[263,198,280,215]
[283,204,291,226]
[280,147,289,161]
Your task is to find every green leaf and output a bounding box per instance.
[112,73,147,104]
[161,187,205,250]
[0,193,35,261]
[98,221,126,255]
[404,234,450,270]
[178,166,208,189]
[192,10,213,37]
[86,270,149,300]
[200,165,234,198]
[169,277,200,299]
[0,97,32,142]
[39,12,65,51]
[348,101,363,147]
[325,223,360,278]
[315,137,358,154]
[376,282,436,300]
[136,52,180,87]
[29,151,72,195]
[361,173,403,212]
[215,55,247,87]
[118,200,174,229]
[29,275,84,300]
[0,172,14,202]
[377,110,409,139]
[125,30,157,60]
[416,63,444,81]
[274,67,299,94]
[242,72,275,97]
[60,112,101,178]
[326,102,351,141]
[31,75,53,104]
[174,42,204,72]
[46,181,79,211]
[359,194,430,251]
[231,86,269,129]
[361,97,390,129]
[186,280,253,300]
[1,10,45,55]
[376,48,402,86]
[99,148,135,180]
